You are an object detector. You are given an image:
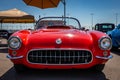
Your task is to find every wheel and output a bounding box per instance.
[111,46,118,50]
[108,35,119,50]
[109,34,112,38]
[14,64,26,73]
[93,64,105,71]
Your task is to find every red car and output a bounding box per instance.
[7,17,112,72]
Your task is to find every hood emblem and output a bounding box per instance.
[56,38,62,44]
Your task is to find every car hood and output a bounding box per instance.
[26,29,93,49]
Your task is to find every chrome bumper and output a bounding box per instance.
[96,55,113,60]
[7,54,23,59]
[7,54,113,60]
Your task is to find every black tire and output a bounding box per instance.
[93,64,105,71]
[14,64,26,73]
[108,35,119,50]
[111,46,118,50]
[109,35,112,38]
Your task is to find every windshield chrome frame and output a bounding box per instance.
[35,17,81,29]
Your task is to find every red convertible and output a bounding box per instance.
[7,17,112,72]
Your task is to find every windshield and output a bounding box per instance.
[35,17,81,29]
[101,25,114,29]
[95,24,115,30]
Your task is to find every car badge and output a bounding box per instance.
[56,38,62,44]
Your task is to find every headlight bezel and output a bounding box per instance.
[8,36,22,50]
[98,36,112,50]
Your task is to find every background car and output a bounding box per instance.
[95,23,115,33]
[0,30,9,39]
[107,24,120,49]
[7,17,112,72]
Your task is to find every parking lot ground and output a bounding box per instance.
[0,53,13,77]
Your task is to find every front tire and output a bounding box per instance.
[93,64,105,71]
[14,64,26,73]
[112,46,118,50]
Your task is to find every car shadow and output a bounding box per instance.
[0,47,8,53]
[0,67,108,80]
[111,48,120,56]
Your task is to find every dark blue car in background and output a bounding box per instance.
[108,24,120,49]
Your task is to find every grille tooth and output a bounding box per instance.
[50,51,52,63]
[77,51,80,63]
[55,50,56,63]
[45,50,47,64]
[28,50,92,64]
[40,51,42,63]
[63,51,66,62]
[59,50,61,64]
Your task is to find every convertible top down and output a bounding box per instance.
[7,17,112,72]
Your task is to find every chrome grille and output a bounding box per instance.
[28,50,92,64]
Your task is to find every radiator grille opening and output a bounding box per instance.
[28,50,92,64]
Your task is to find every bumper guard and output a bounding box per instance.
[96,55,113,60]
[7,54,23,59]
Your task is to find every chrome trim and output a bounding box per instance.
[98,36,112,50]
[8,36,22,50]
[96,55,113,60]
[7,54,23,59]
[27,48,93,51]
[35,17,81,29]
[56,38,62,44]
[27,48,93,65]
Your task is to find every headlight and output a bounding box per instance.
[99,37,112,50]
[8,36,22,50]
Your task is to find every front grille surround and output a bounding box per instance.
[27,49,93,65]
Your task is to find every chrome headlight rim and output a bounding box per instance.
[98,36,112,50]
[8,36,22,50]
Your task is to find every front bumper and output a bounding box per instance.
[7,54,113,60]
[7,54,23,59]
[6,54,113,69]
[96,55,113,60]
